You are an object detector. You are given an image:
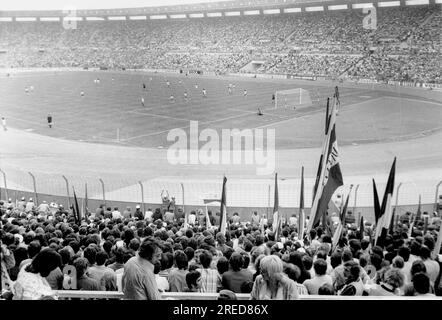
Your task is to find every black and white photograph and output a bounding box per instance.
[0,0,441,310]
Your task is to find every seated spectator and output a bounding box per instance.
[318,283,335,296]
[13,249,61,300]
[284,263,308,295]
[413,272,435,297]
[197,250,221,293]
[73,257,100,291]
[368,268,404,296]
[251,255,299,300]
[168,250,189,292]
[154,260,170,292]
[221,252,253,293]
[218,289,237,300]
[303,259,333,295]
[185,270,202,292]
[88,250,115,289]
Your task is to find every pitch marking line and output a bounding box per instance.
[122,111,252,142]
[127,110,192,122]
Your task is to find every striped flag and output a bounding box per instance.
[375,157,397,246]
[298,167,305,241]
[272,173,281,240]
[219,176,227,235]
[307,91,343,234]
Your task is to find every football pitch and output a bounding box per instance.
[2,70,442,150]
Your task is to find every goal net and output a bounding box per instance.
[275,88,312,109]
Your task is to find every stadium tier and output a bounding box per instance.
[0,4,440,83]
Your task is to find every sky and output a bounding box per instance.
[0,0,232,11]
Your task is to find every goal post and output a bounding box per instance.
[274,88,312,109]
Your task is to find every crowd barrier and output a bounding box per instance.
[54,290,442,300]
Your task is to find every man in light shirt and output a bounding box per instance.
[112,207,122,220]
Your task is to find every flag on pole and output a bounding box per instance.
[83,183,88,219]
[416,194,422,221]
[72,187,81,224]
[407,213,415,238]
[312,98,331,213]
[272,173,280,240]
[298,167,305,241]
[359,216,364,241]
[389,207,396,235]
[219,176,227,235]
[205,207,212,229]
[373,179,381,224]
[375,157,396,246]
[332,188,351,250]
[307,90,343,234]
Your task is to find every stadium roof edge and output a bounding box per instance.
[0,0,439,17]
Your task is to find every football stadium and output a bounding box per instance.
[0,0,442,302]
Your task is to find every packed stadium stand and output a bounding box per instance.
[0,3,440,82]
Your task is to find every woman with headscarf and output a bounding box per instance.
[250,255,299,300]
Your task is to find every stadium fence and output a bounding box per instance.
[1,168,440,224]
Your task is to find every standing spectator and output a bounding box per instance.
[164,210,175,223]
[112,207,122,220]
[144,208,153,223]
[251,212,260,226]
[232,212,241,224]
[1,116,6,131]
[25,198,35,213]
[134,205,144,221]
[122,237,162,300]
[123,206,132,219]
[251,255,299,300]
[37,201,50,217]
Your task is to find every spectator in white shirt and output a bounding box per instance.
[112,207,122,220]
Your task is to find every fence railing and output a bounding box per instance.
[54,291,442,300]
[1,168,440,224]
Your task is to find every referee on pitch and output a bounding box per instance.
[47,114,53,128]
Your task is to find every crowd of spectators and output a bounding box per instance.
[1,196,441,300]
[0,5,440,83]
